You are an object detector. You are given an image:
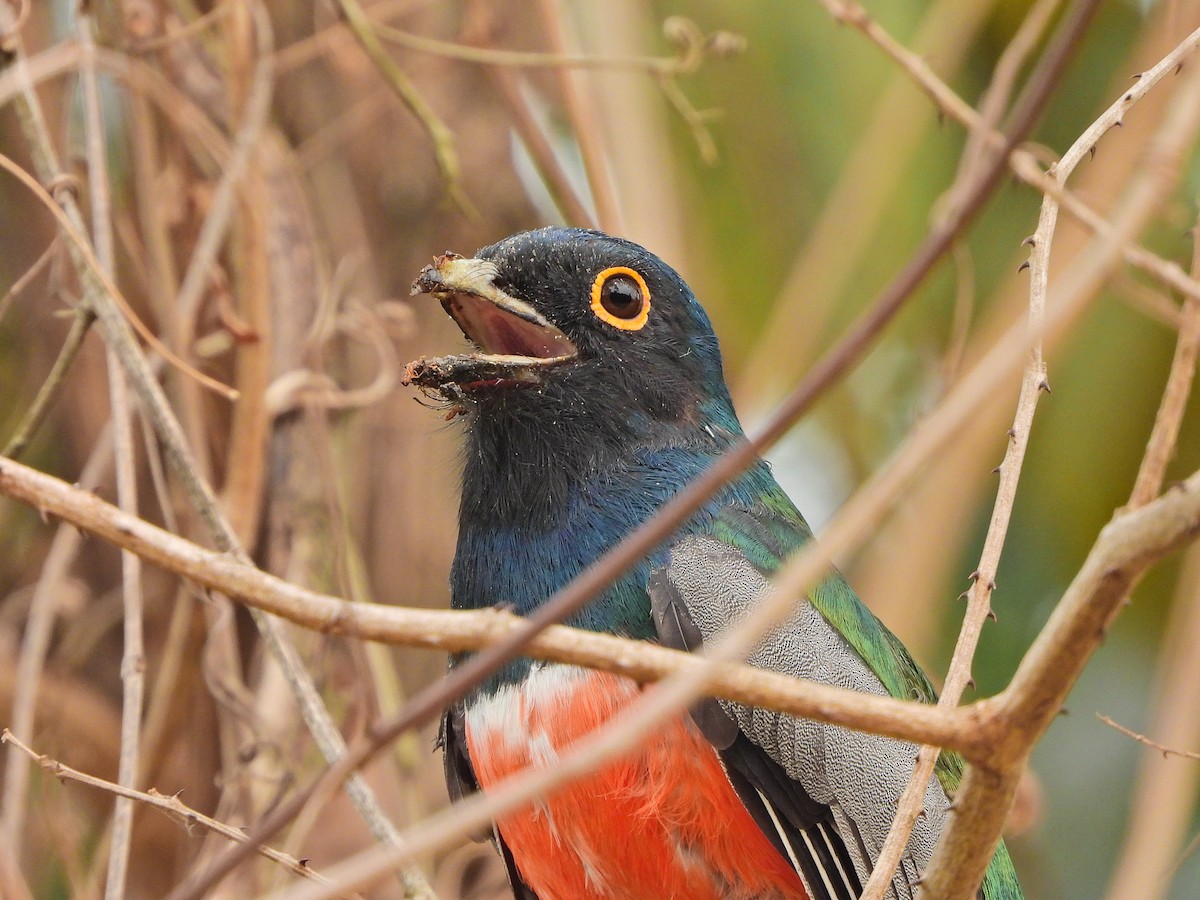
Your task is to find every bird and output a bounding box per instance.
[403,226,1023,900]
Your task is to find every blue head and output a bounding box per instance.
[405,228,765,643]
[406,227,746,527]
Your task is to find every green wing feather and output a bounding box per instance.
[708,483,1023,899]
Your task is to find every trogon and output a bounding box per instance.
[403,227,1023,900]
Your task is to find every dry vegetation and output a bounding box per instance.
[1,1,1200,899]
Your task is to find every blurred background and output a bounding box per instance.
[1,0,1199,897]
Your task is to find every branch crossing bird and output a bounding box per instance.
[403,227,1023,900]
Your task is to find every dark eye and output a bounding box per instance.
[590,267,650,330]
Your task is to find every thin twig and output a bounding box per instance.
[374,16,708,73]
[76,9,147,897]
[0,234,58,324]
[1102,211,1200,900]
[1098,715,1200,762]
[1,306,96,459]
[0,151,237,400]
[922,44,1200,897]
[1128,299,1200,507]
[0,731,343,891]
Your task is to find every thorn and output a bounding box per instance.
[1058,707,1070,717]
[968,569,981,582]
[1177,62,1184,76]
[1089,145,1096,160]
[1021,235,1037,247]
[992,465,1002,474]
[966,677,976,691]
[988,579,998,592]
[1038,379,1052,394]
[299,859,310,868]
[1017,260,1030,273]
[1122,93,1133,103]
[986,607,998,622]
[958,590,969,602]
[1131,72,1143,81]
[1007,427,1017,438]
[1114,118,1124,127]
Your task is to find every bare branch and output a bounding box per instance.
[0,731,342,892]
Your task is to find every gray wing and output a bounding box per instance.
[649,534,952,900]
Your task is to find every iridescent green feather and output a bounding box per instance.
[709,482,1023,898]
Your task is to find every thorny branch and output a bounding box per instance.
[0,731,343,891]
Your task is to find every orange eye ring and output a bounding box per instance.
[590,267,650,330]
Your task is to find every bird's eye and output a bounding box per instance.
[590,267,650,330]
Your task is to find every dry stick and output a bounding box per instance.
[0,42,234,170]
[535,0,621,232]
[1128,305,1200,508]
[807,0,1200,308]
[75,10,146,898]
[940,0,1064,217]
[271,0,428,75]
[1102,226,1200,900]
[0,232,58,323]
[0,155,237,403]
[1,306,96,459]
[11,34,1197,314]
[1098,714,1200,762]
[867,0,1129,891]
[0,731,346,892]
[922,48,1200,899]
[0,455,974,754]
[0,9,419,889]
[1102,554,1200,899]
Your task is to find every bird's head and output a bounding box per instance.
[403,227,737,434]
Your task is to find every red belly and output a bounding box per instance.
[464,666,809,900]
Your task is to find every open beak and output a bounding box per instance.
[402,253,577,392]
